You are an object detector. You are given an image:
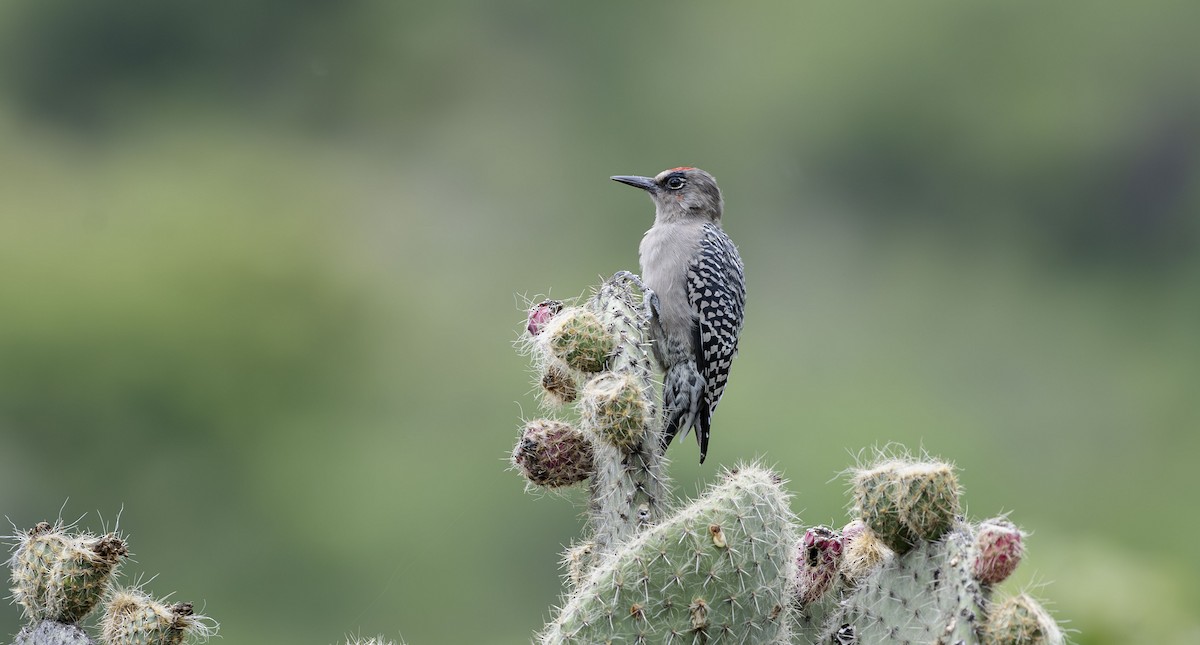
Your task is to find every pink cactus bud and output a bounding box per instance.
[527,300,563,336]
[795,525,844,604]
[972,518,1024,585]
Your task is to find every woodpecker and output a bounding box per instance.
[611,167,745,464]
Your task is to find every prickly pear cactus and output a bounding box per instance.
[792,454,1063,645]
[514,274,1067,645]
[6,519,216,645]
[517,273,669,560]
[542,465,798,644]
[100,589,215,645]
[10,522,127,625]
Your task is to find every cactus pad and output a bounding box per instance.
[101,589,215,645]
[10,522,127,623]
[542,465,797,644]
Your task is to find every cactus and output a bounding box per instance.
[7,519,216,645]
[10,522,127,625]
[517,274,669,560]
[513,274,1067,645]
[99,587,216,642]
[542,465,797,644]
[851,458,960,554]
[100,589,215,645]
[791,453,1065,645]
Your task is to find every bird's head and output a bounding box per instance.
[611,167,723,223]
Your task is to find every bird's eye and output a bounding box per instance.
[665,176,686,190]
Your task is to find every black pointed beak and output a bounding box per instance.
[610,175,656,192]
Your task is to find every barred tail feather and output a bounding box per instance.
[662,361,705,461]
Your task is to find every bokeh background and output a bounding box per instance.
[2,2,1198,643]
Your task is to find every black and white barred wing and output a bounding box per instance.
[685,222,746,458]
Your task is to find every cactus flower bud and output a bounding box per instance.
[795,525,844,604]
[527,300,563,336]
[972,518,1024,585]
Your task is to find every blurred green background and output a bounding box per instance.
[1,2,1198,643]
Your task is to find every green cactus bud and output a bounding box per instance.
[579,372,649,453]
[543,308,615,373]
[512,420,594,488]
[542,465,797,644]
[101,588,216,645]
[10,522,127,623]
[342,638,398,645]
[973,517,1025,586]
[984,593,1064,645]
[852,458,960,553]
[539,361,578,406]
